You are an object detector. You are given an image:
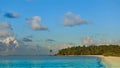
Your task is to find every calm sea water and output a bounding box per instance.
[0,56,105,68]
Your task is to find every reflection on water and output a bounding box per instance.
[0,56,105,68]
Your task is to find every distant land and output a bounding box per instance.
[55,45,120,57]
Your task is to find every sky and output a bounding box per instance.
[0,0,120,55]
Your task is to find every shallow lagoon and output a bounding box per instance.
[0,56,105,68]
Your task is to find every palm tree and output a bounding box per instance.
[49,49,53,56]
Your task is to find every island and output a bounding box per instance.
[55,45,120,68]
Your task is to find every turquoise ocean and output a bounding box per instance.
[0,56,105,68]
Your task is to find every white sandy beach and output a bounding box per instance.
[97,55,120,68]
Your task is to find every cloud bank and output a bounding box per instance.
[11,44,50,55]
[0,36,19,55]
[0,40,49,55]
[63,12,90,27]
[81,36,120,46]
[0,22,19,55]
[0,21,50,55]
[81,36,96,45]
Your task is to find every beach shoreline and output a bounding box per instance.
[93,55,120,68]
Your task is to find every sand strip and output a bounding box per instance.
[96,55,120,68]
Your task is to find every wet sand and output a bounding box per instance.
[97,55,120,68]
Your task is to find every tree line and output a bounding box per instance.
[55,45,120,56]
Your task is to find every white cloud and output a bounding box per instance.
[63,12,90,27]
[0,22,13,37]
[27,16,48,30]
[0,22,11,28]
[0,37,51,55]
[2,43,49,55]
[48,43,74,50]
[81,36,120,46]
[99,39,120,45]
[0,30,9,37]
[2,36,19,48]
[81,36,96,45]
[0,36,19,55]
[0,22,18,54]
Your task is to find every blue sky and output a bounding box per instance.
[0,0,120,53]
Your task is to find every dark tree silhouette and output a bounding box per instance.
[49,49,53,55]
[56,45,120,56]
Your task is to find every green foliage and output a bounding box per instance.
[103,52,116,56]
[103,52,120,56]
[49,49,53,53]
[56,45,120,56]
